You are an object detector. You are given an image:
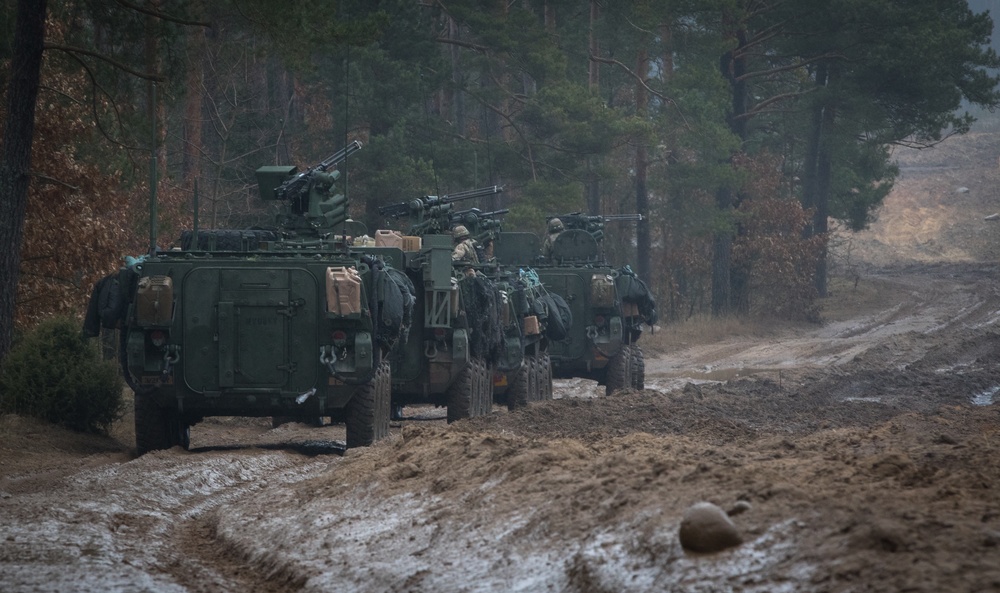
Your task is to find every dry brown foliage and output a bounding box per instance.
[9,56,143,330]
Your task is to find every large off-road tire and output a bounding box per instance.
[527,354,540,403]
[134,392,189,455]
[448,358,491,422]
[604,346,632,397]
[539,351,553,401]
[506,358,530,411]
[345,360,391,448]
[477,360,494,417]
[630,345,645,390]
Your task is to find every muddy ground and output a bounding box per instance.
[3,131,1000,592]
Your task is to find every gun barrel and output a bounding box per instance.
[441,185,504,203]
[603,214,643,221]
[317,140,363,172]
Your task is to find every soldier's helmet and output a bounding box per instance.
[548,218,564,233]
[453,225,470,240]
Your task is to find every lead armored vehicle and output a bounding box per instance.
[91,142,410,454]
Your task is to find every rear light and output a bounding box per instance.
[594,315,606,326]
[332,330,348,345]
[434,328,447,339]
[150,330,167,347]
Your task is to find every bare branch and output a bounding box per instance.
[736,88,816,120]
[735,53,844,83]
[44,43,165,81]
[589,53,675,107]
[435,36,491,53]
[30,172,81,192]
[51,50,147,153]
[112,0,211,28]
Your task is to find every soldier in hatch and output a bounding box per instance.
[541,217,564,259]
[452,224,479,276]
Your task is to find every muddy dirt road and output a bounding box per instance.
[2,262,999,593]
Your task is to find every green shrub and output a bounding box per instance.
[0,316,124,434]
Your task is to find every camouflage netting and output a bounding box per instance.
[82,272,124,338]
[460,275,505,363]
[383,267,416,352]
[370,261,414,353]
[540,292,572,341]
[616,265,658,325]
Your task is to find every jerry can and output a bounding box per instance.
[326,266,362,316]
[590,273,617,308]
[375,229,403,249]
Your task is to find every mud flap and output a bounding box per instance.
[452,329,469,365]
[353,332,373,376]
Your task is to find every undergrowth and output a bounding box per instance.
[0,316,124,434]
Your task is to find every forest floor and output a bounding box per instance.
[3,127,1000,592]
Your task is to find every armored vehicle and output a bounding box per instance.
[450,207,566,410]
[494,213,656,396]
[378,187,556,418]
[89,142,410,454]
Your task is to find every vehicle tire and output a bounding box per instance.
[527,354,540,403]
[345,360,391,448]
[506,359,530,411]
[539,351,553,401]
[604,346,631,397]
[476,360,494,417]
[134,391,188,455]
[448,357,488,422]
[630,345,645,390]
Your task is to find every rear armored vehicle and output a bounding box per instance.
[89,142,409,454]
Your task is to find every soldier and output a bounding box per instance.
[542,217,564,259]
[452,225,479,276]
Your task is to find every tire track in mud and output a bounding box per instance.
[148,445,344,593]
[648,263,1000,383]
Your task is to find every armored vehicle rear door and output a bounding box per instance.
[182,267,319,393]
[539,270,588,361]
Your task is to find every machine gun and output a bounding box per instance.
[547,212,642,242]
[451,208,509,260]
[451,208,509,232]
[274,140,363,203]
[379,185,504,236]
[255,141,364,234]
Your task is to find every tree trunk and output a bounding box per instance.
[0,0,47,364]
[182,0,206,188]
[713,28,749,316]
[814,91,836,298]
[802,61,833,297]
[711,187,733,315]
[635,48,651,283]
[588,0,599,89]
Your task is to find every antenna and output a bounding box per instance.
[148,81,158,256]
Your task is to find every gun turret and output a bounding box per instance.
[274,140,363,203]
[379,185,504,236]
[254,141,364,235]
[547,212,642,242]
